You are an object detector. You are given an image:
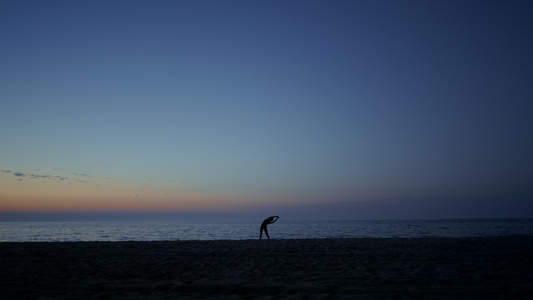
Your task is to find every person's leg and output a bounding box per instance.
[265,227,270,239]
[259,226,264,239]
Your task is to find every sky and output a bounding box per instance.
[1,0,532,221]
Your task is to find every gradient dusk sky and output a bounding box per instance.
[1,0,532,221]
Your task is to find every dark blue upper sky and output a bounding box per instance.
[1,0,532,220]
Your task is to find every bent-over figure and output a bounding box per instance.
[260,216,279,239]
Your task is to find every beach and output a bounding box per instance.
[1,237,532,299]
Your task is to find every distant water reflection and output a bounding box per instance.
[1,219,532,242]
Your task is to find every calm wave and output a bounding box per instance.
[1,219,532,242]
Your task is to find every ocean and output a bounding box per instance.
[0,219,533,242]
[1,219,532,242]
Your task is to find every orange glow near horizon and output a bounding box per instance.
[0,187,265,212]
[0,175,287,213]
[0,167,336,215]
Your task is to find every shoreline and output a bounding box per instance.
[2,235,533,245]
[1,234,533,241]
[1,237,532,299]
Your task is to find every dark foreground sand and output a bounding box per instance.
[1,237,532,300]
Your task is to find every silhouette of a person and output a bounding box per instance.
[259,216,279,239]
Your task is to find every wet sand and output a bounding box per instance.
[1,237,532,299]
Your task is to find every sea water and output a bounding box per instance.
[1,219,532,242]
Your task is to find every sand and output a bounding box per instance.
[1,237,532,299]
